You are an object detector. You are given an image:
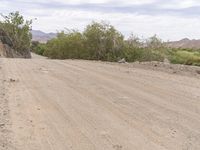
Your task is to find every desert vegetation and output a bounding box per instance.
[31,21,200,66]
[0,12,32,58]
[168,48,200,66]
[1,12,200,66]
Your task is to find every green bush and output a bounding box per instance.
[42,22,124,61]
[32,21,200,67]
[83,21,124,61]
[123,35,166,62]
[43,30,85,59]
[41,26,168,63]
[169,50,200,66]
[0,12,32,57]
[31,41,46,55]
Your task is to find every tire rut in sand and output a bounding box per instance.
[0,61,12,150]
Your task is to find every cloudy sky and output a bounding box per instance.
[1,0,200,41]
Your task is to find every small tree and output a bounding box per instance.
[146,35,165,50]
[83,21,124,61]
[0,11,32,57]
[126,34,141,48]
[123,34,142,62]
[144,35,167,61]
[44,30,85,59]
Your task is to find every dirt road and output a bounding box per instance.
[0,55,200,150]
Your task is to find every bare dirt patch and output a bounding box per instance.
[124,61,200,78]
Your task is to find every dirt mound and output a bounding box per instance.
[0,42,17,58]
[130,61,200,78]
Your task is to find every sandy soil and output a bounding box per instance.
[0,55,200,150]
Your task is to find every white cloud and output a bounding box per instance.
[30,0,156,5]
[1,0,200,40]
[159,0,200,9]
[28,9,200,41]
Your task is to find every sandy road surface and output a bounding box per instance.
[0,55,200,150]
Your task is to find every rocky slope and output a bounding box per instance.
[168,38,200,49]
[0,42,31,58]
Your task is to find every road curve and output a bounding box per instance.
[0,56,200,150]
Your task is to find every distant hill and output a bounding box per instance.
[167,38,200,49]
[31,30,57,43]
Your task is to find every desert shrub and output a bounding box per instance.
[0,12,32,57]
[123,35,141,62]
[83,21,124,61]
[145,35,167,61]
[40,21,200,66]
[140,48,165,62]
[123,35,166,62]
[31,41,46,55]
[43,30,85,59]
[42,26,167,62]
[169,50,200,66]
[43,22,124,61]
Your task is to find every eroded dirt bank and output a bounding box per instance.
[0,56,200,150]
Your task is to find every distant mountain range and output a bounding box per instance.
[167,38,200,49]
[31,30,57,43]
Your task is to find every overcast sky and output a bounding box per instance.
[1,0,200,41]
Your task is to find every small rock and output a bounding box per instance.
[113,145,123,150]
[196,70,200,74]
[173,71,177,74]
[164,58,170,64]
[0,124,5,128]
[9,78,19,82]
[9,78,15,82]
[118,58,126,63]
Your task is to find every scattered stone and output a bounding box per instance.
[0,124,5,128]
[113,144,123,150]
[164,58,170,64]
[118,58,126,63]
[9,78,19,82]
[9,78,16,82]
[196,70,200,74]
[173,71,177,74]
